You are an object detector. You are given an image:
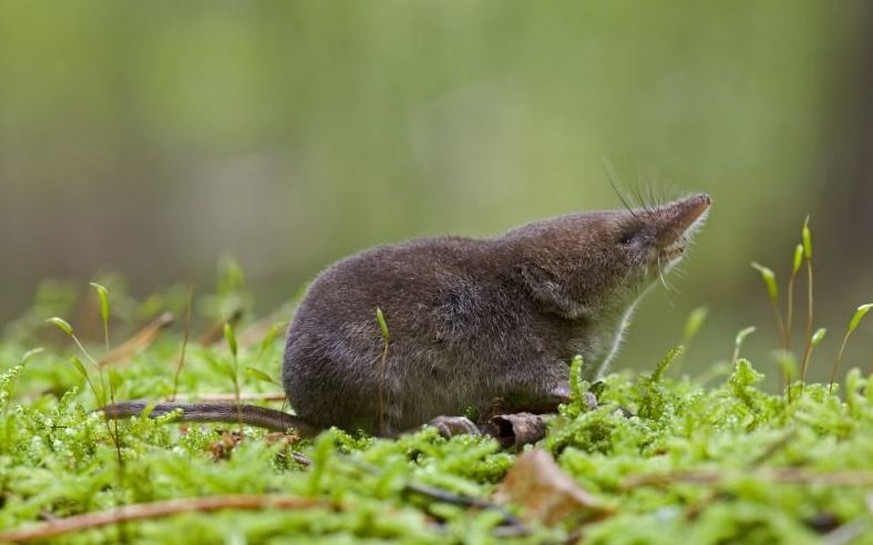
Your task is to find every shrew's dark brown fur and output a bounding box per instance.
[106,193,711,437]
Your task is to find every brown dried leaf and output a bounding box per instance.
[199,307,244,345]
[485,412,548,449]
[209,430,244,460]
[98,312,175,367]
[494,449,613,526]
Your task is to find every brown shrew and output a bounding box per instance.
[104,193,711,437]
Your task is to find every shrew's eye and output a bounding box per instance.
[618,232,634,245]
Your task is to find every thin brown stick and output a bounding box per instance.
[0,495,329,543]
[171,286,194,401]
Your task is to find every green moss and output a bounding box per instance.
[3,282,873,544]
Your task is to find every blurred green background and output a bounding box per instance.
[1,1,872,381]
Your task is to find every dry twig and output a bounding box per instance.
[0,495,329,543]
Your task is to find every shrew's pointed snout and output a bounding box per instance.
[683,192,712,220]
[655,193,711,247]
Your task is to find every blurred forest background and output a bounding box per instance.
[1,1,872,382]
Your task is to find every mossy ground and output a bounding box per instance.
[1,280,873,544]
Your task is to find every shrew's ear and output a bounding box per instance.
[517,262,590,320]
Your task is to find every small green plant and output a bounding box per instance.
[786,243,804,352]
[88,282,124,460]
[375,306,391,435]
[636,345,683,421]
[799,216,815,380]
[731,326,755,364]
[682,306,709,346]
[246,322,286,390]
[672,306,708,375]
[559,354,591,419]
[224,321,243,427]
[46,283,130,537]
[748,216,855,395]
[830,303,873,393]
[46,284,121,423]
[90,282,111,351]
[750,262,783,346]
[170,285,193,401]
[752,244,804,392]
[775,350,798,402]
